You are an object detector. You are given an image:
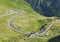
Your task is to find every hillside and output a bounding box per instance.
[0,0,60,42]
[25,0,60,17]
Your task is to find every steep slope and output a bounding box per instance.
[0,0,60,42]
[25,0,60,17]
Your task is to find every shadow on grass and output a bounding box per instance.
[25,0,60,17]
[47,35,60,42]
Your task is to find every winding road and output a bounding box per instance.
[0,10,15,18]
[0,10,59,37]
[29,19,58,37]
[0,10,30,35]
[8,13,58,37]
[8,15,30,35]
[36,20,58,35]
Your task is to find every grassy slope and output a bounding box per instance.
[12,13,52,33]
[0,0,60,42]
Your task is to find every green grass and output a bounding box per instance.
[0,0,59,42]
[12,13,52,33]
